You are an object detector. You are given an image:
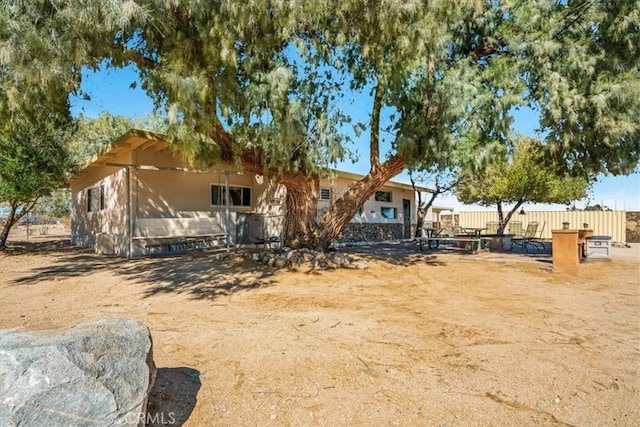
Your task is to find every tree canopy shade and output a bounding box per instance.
[2,0,638,249]
[455,137,591,234]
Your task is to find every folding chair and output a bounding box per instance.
[485,221,499,235]
[507,221,523,237]
[511,221,544,253]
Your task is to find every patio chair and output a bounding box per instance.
[507,221,523,237]
[485,221,499,235]
[510,221,544,253]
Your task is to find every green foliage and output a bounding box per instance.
[2,0,637,179]
[0,115,74,205]
[583,204,612,212]
[33,189,72,219]
[510,0,640,176]
[0,109,76,247]
[456,136,591,208]
[69,113,135,165]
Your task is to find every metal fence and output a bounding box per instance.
[457,210,627,243]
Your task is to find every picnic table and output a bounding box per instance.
[419,227,446,250]
[419,226,491,252]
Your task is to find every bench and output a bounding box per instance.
[134,217,228,255]
[136,233,228,255]
[254,236,281,249]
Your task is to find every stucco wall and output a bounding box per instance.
[70,168,128,252]
[318,176,415,226]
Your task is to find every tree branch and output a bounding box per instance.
[122,48,160,70]
[370,82,383,171]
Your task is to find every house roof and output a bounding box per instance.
[327,170,434,193]
[69,129,434,193]
[68,129,171,184]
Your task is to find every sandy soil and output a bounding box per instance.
[1,225,639,426]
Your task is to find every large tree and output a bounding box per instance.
[455,137,591,234]
[0,114,75,249]
[2,1,638,249]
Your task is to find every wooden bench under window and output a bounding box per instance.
[134,217,228,256]
[135,234,228,255]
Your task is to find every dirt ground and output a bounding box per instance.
[1,224,639,426]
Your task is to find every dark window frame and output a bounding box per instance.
[211,184,252,207]
[380,206,397,219]
[374,190,392,202]
[87,185,105,212]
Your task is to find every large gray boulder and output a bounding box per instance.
[0,318,156,427]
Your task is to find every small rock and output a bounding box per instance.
[352,261,369,269]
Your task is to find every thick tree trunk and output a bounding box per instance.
[0,200,34,250]
[496,200,524,235]
[496,201,506,235]
[280,172,321,249]
[415,206,427,238]
[0,218,14,250]
[316,156,407,249]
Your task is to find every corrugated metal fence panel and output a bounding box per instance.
[458,211,627,243]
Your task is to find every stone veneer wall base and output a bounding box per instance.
[337,223,410,244]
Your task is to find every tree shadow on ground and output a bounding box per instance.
[340,241,447,267]
[116,251,278,300]
[147,367,201,427]
[7,239,129,284]
[8,242,277,300]
[1,238,88,256]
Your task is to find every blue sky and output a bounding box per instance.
[70,65,640,212]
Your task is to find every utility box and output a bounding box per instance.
[585,235,612,260]
[236,213,265,245]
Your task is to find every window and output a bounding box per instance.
[211,185,252,207]
[87,185,105,212]
[375,190,392,202]
[381,207,397,219]
[353,207,364,218]
[319,188,331,200]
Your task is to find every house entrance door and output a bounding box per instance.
[403,199,412,239]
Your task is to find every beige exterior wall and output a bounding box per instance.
[318,176,415,226]
[71,145,288,256]
[458,210,627,243]
[70,148,132,255]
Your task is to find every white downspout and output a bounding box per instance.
[126,166,132,259]
[225,171,231,252]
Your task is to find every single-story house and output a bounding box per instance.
[68,129,433,257]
